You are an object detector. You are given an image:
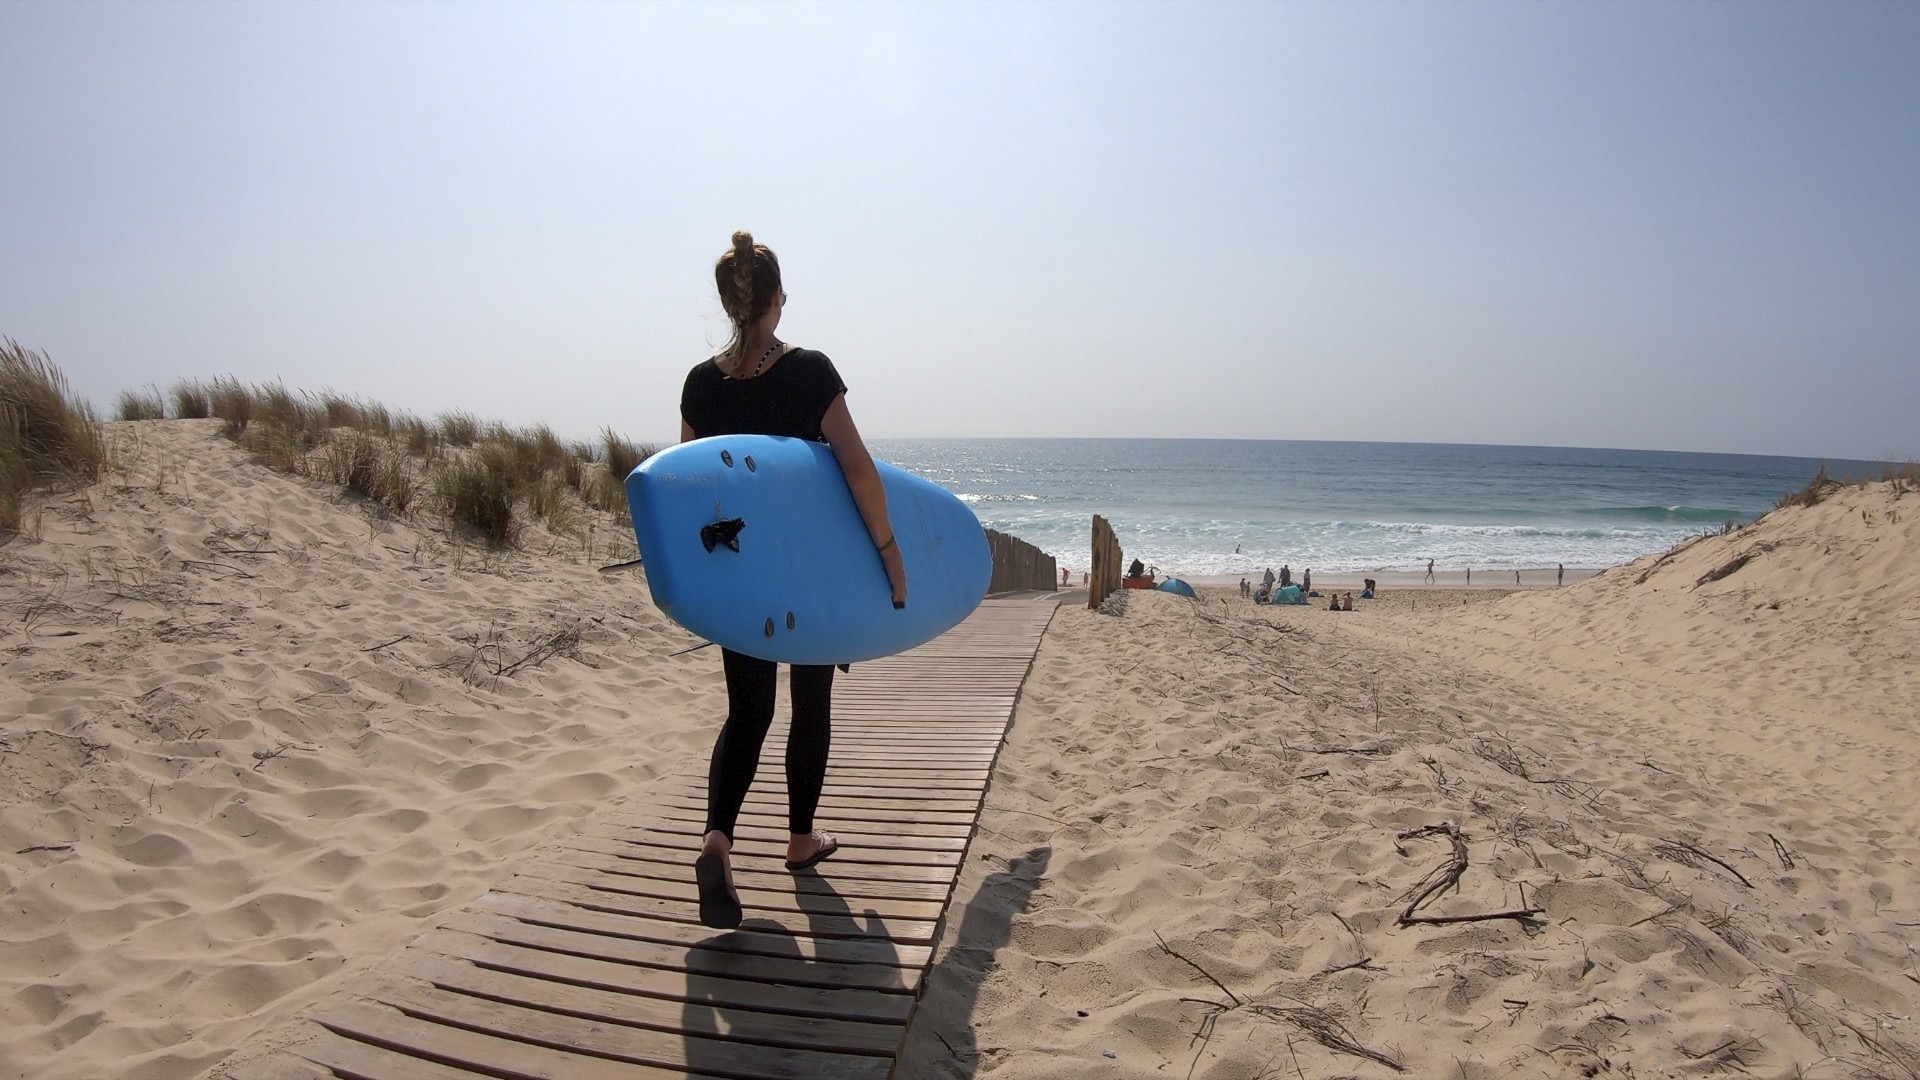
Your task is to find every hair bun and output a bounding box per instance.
[731,230,754,257]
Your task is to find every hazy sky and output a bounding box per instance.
[4,1,1916,459]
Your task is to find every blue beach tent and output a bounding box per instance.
[1158,577,1198,599]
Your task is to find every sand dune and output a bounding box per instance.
[902,481,1920,1078]
[2,420,721,1080]
[6,422,1917,1079]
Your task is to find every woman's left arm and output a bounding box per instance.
[820,393,908,606]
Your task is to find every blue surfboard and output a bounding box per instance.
[626,435,992,665]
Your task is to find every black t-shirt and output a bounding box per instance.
[680,348,848,441]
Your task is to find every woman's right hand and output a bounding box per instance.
[880,540,908,608]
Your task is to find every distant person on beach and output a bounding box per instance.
[1262,567,1275,590]
[1329,593,1341,610]
[1279,565,1291,588]
[680,231,907,929]
[1239,577,1250,598]
[1302,569,1311,595]
[1062,567,1070,587]
[1466,567,1471,585]
[1558,563,1565,586]
[1342,592,1354,611]
[1425,559,1435,583]
[1361,578,1375,599]
[1515,570,1522,586]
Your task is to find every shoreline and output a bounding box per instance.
[1060,566,1610,590]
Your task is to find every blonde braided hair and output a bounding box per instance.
[715,230,782,362]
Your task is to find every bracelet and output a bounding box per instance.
[875,535,897,555]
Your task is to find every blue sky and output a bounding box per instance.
[3,1,1915,459]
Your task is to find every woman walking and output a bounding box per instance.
[680,231,908,929]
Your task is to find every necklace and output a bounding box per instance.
[729,339,781,380]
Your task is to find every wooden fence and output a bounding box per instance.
[984,528,1058,593]
[1088,514,1123,610]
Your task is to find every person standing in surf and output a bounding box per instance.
[678,230,909,929]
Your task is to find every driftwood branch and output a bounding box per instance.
[1284,740,1387,756]
[1395,821,1545,927]
[1656,839,1753,888]
[1155,932,1242,1007]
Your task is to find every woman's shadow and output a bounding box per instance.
[893,847,1050,1078]
[680,847,1049,1078]
[679,866,909,1077]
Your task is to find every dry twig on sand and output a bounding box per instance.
[1283,740,1387,756]
[251,742,318,770]
[1653,838,1753,888]
[1154,933,1403,1074]
[1473,733,1602,805]
[1247,1003,1405,1072]
[433,620,583,687]
[1395,821,1545,927]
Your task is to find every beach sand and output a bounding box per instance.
[900,482,1920,1078]
[1,420,726,1079]
[5,420,1917,1079]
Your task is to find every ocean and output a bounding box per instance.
[867,438,1887,578]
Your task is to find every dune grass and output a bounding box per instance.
[1775,463,1838,509]
[1776,459,1920,509]
[158,375,652,548]
[170,380,212,419]
[1882,459,1920,494]
[2,339,107,537]
[115,386,167,421]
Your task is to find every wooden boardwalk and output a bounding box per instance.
[230,595,1059,1080]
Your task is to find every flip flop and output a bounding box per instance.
[694,852,742,929]
[784,835,840,872]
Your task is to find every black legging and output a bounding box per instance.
[705,648,835,842]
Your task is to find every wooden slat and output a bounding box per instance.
[472,892,933,973]
[228,595,1055,1079]
[515,861,950,923]
[555,840,962,898]
[428,913,920,994]
[401,934,913,1027]
[236,1026,502,1079]
[498,872,944,945]
[647,809,977,840]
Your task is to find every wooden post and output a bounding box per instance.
[1089,514,1123,610]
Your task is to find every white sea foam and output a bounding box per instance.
[869,438,1860,576]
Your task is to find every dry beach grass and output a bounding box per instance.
[3,351,1917,1078]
